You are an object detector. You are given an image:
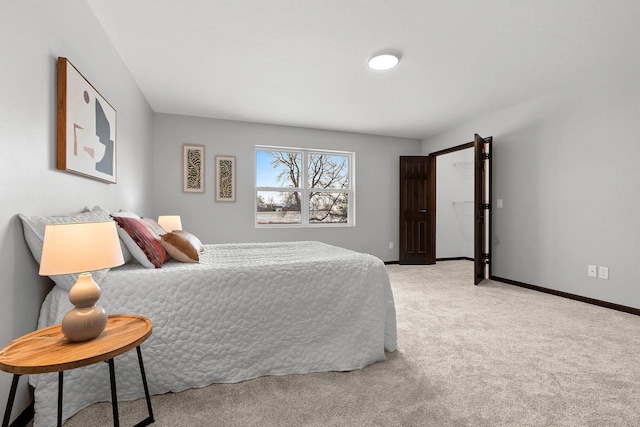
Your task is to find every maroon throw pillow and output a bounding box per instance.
[113,216,167,268]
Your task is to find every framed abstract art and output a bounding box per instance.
[183,144,205,192]
[57,57,117,183]
[215,155,236,202]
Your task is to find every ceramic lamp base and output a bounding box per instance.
[62,272,108,342]
[62,306,108,342]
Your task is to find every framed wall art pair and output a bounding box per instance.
[182,144,236,202]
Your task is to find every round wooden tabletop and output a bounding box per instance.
[0,314,152,375]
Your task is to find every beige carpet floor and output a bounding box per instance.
[57,261,640,426]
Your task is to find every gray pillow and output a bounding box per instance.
[18,206,113,291]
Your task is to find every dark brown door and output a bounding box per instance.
[399,156,435,265]
[474,134,492,285]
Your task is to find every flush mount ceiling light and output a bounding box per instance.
[367,53,400,71]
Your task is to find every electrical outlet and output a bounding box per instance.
[588,265,597,277]
[389,242,394,250]
[598,266,609,280]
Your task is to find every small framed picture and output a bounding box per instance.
[183,144,205,193]
[215,155,236,202]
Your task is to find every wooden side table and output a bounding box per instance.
[0,314,154,427]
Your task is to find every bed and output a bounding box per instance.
[30,240,397,427]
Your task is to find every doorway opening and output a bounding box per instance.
[430,135,492,284]
[399,135,491,284]
[434,146,474,262]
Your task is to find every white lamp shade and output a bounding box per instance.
[39,221,125,275]
[158,215,183,232]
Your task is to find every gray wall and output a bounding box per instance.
[436,148,474,259]
[422,76,640,309]
[152,114,421,261]
[0,1,153,422]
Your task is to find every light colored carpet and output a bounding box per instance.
[57,261,640,426]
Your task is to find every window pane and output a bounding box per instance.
[307,154,349,190]
[256,191,301,224]
[256,150,301,188]
[309,192,348,223]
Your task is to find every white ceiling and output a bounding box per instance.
[87,0,640,140]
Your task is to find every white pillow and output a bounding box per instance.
[115,226,155,268]
[18,206,113,291]
[110,210,142,263]
[140,217,167,239]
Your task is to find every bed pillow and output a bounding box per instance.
[117,238,135,265]
[140,217,166,238]
[109,210,147,264]
[18,206,113,291]
[161,230,203,263]
[192,231,205,254]
[113,216,167,268]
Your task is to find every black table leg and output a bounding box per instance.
[134,346,154,427]
[106,349,154,427]
[57,371,63,427]
[2,374,20,427]
[108,358,120,427]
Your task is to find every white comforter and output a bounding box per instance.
[32,241,397,427]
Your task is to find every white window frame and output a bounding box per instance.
[255,145,355,228]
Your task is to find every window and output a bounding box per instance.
[255,146,354,226]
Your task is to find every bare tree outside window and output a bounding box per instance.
[256,148,353,226]
[306,154,348,222]
[269,151,302,211]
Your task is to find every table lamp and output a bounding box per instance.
[39,221,124,342]
[157,215,182,232]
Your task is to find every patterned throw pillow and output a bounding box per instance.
[113,216,167,268]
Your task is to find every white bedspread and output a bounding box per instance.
[31,241,397,427]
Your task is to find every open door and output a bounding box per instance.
[399,156,436,265]
[474,134,492,285]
